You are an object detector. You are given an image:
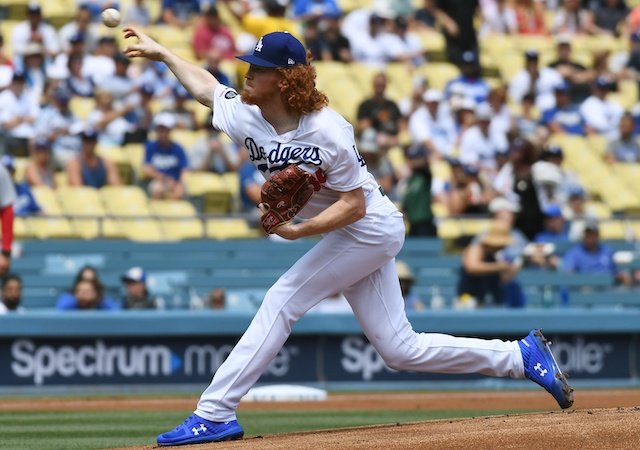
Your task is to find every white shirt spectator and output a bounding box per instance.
[459,125,509,172]
[579,95,624,140]
[82,54,116,85]
[376,28,425,66]
[509,67,564,111]
[87,110,132,147]
[479,1,518,36]
[10,20,60,57]
[0,88,40,139]
[408,102,457,157]
[58,23,99,54]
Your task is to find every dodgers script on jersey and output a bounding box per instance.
[211,85,380,219]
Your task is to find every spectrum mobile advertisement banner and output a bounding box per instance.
[0,334,631,386]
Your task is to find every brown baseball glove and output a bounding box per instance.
[259,164,315,234]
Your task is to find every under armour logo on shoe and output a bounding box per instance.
[534,362,548,377]
[192,424,207,436]
[255,37,263,52]
[287,58,295,65]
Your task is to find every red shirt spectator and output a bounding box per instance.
[192,6,236,61]
[514,0,547,35]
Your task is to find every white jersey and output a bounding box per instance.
[211,84,379,219]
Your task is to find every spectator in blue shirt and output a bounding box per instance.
[161,0,201,28]
[444,51,490,105]
[238,146,263,212]
[562,220,632,287]
[56,278,121,310]
[292,0,341,20]
[143,112,188,200]
[1,154,42,217]
[540,83,587,136]
[534,204,570,244]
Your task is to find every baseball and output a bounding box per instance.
[101,8,121,28]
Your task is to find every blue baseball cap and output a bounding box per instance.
[594,75,614,89]
[461,51,478,64]
[544,204,563,218]
[122,266,146,283]
[544,144,563,157]
[236,32,306,68]
[554,81,570,93]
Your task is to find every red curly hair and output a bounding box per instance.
[276,50,329,115]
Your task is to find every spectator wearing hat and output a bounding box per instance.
[345,11,389,66]
[143,113,188,200]
[0,274,24,314]
[514,0,546,35]
[356,72,404,152]
[24,137,57,188]
[535,143,582,205]
[66,128,122,188]
[0,71,40,157]
[19,41,48,99]
[459,102,509,177]
[562,220,632,287]
[83,36,117,86]
[444,51,489,105]
[10,2,60,59]
[565,186,598,242]
[457,219,521,308]
[487,84,513,136]
[540,82,588,136]
[395,260,425,310]
[547,35,592,104]
[401,143,437,236]
[1,154,42,217]
[192,6,237,61]
[121,267,158,309]
[162,84,198,131]
[509,49,564,112]
[124,0,152,27]
[408,88,457,160]
[101,53,136,108]
[36,86,84,167]
[50,32,88,81]
[123,83,155,145]
[579,75,624,140]
[0,163,16,277]
[58,5,99,55]
[606,112,640,163]
[534,204,570,244]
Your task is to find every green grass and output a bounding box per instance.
[0,409,534,450]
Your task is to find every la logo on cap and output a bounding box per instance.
[255,37,263,52]
[287,58,294,65]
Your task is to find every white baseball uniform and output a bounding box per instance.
[195,85,525,422]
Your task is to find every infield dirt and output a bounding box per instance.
[5,390,640,450]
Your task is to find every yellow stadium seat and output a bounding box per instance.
[420,63,460,92]
[55,172,68,188]
[437,218,462,240]
[14,157,28,183]
[220,172,240,200]
[31,186,63,215]
[460,219,491,236]
[171,129,206,150]
[149,199,197,217]
[183,171,225,196]
[13,217,34,239]
[431,202,449,218]
[28,217,76,239]
[206,218,261,240]
[598,220,625,240]
[119,218,164,241]
[57,186,105,216]
[68,97,95,121]
[584,201,612,219]
[123,143,146,179]
[418,30,446,54]
[100,185,151,216]
[160,218,205,240]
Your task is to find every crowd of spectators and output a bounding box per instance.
[3,0,640,311]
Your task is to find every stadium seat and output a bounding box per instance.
[119,218,164,241]
[100,185,151,216]
[13,217,34,239]
[68,96,95,121]
[206,218,261,240]
[160,218,205,240]
[14,157,27,183]
[598,220,625,240]
[31,186,63,215]
[183,172,234,213]
[149,199,198,217]
[57,187,107,239]
[123,143,146,180]
[436,218,462,240]
[420,63,460,91]
[27,216,76,239]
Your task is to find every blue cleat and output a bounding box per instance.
[518,329,574,409]
[157,413,244,446]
